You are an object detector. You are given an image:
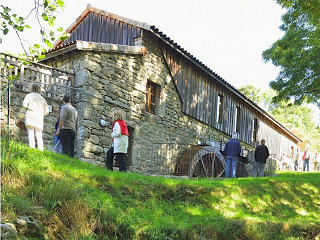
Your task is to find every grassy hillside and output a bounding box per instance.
[1,139,320,240]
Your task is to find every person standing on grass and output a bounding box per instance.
[22,83,49,151]
[223,133,242,178]
[252,139,269,177]
[54,106,63,154]
[294,148,300,171]
[54,106,61,145]
[56,95,78,157]
[314,153,319,171]
[302,145,311,172]
[106,109,129,172]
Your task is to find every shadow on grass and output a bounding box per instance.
[2,140,320,239]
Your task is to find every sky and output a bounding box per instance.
[1,0,285,91]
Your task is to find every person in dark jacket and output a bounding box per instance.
[56,95,78,157]
[252,139,269,177]
[224,133,242,178]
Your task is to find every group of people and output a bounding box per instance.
[23,84,78,157]
[223,133,269,178]
[22,82,266,178]
[223,132,318,178]
[279,146,315,172]
[23,83,128,171]
[22,83,317,176]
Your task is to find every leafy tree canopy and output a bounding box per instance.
[238,85,278,111]
[262,0,320,106]
[0,0,69,60]
[238,85,263,105]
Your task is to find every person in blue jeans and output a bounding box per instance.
[55,95,78,157]
[224,133,242,178]
[302,146,311,172]
[54,106,61,145]
[252,139,269,177]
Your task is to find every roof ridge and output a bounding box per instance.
[53,4,151,48]
[87,5,152,30]
[83,4,152,30]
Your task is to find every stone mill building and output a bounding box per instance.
[1,5,301,176]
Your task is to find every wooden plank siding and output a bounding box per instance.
[159,40,300,152]
[258,120,297,158]
[62,12,142,46]
[160,43,263,146]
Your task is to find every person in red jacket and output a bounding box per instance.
[302,145,311,172]
[106,109,129,172]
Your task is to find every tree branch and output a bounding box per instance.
[13,27,28,56]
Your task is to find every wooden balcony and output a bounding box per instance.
[0,52,75,100]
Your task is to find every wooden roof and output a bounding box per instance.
[54,4,149,48]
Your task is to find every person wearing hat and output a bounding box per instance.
[252,139,270,177]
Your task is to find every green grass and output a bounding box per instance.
[1,139,320,240]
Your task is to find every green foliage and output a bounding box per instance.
[238,85,263,105]
[238,85,278,111]
[1,140,320,239]
[262,0,320,105]
[270,102,315,130]
[0,0,70,61]
[261,88,278,111]
[268,100,320,152]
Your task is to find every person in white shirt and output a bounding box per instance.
[22,83,49,151]
[106,109,129,172]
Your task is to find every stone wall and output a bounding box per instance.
[2,32,254,174]
[1,88,63,150]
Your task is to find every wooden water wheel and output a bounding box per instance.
[175,145,226,177]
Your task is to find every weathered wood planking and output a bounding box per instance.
[63,12,142,46]
[159,43,300,151]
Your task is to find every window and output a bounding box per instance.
[235,106,241,133]
[146,80,160,114]
[253,118,258,142]
[216,94,224,124]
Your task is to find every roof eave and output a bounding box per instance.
[149,27,302,143]
[45,41,143,61]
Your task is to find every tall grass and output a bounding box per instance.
[1,139,320,239]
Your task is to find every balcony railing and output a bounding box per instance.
[0,52,74,100]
